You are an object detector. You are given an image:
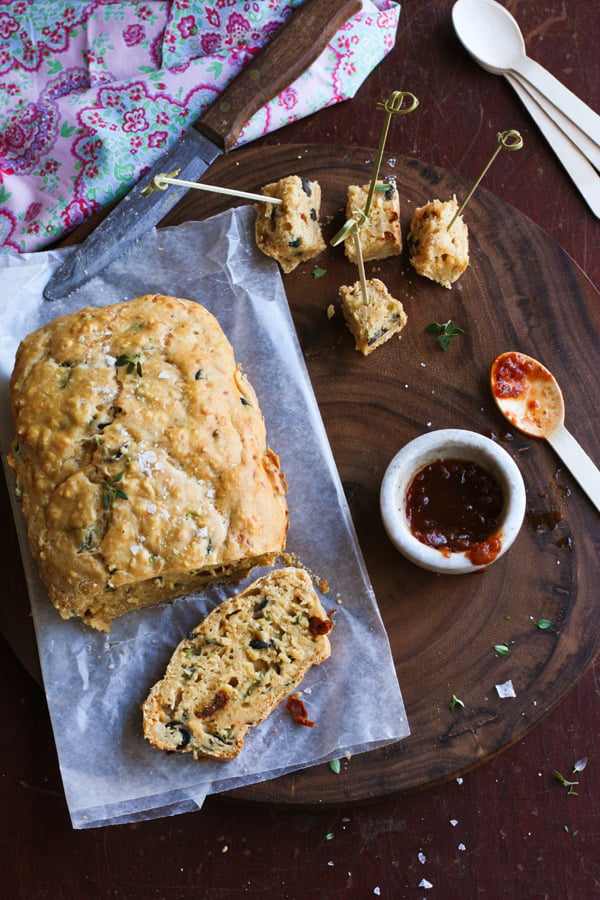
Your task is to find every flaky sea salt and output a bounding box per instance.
[419,879,433,889]
[138,449,161,474]
[495,679,517,698]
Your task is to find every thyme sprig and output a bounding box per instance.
[554,770,579,796]
[102,470,128,509]
[115,352,142,377]
[554,758,588,797]
[425,319,465,350]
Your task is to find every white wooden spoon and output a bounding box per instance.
[452,0,600,147]
[490,351,600,514]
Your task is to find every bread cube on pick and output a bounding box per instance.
[255,175,326,273]
[339,278,407,355]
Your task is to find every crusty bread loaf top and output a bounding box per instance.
[142,566,333,760]
[8,294,288,630]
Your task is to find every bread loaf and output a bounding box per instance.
[142,566,332,760]
[8,294,288,631]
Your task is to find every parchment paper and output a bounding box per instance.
[0,206,409,828]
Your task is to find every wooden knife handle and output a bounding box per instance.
[196,0,363,151]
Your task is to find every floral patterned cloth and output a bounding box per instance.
[0,0,400,253]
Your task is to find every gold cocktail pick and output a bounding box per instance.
[331,90,419,248]
[364,90,419,219]
[346,209,370,306]
[140,168,282,205]
[447,129,523,229]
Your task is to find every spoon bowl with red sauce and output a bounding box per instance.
[491,351,600,513]
[380,429,526,574]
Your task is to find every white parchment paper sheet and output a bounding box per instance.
[0,207,409,828]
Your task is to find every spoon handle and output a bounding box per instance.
[505,74,600,218]
[509,73,600,170]
[514,55,600,148]
[546,425,600,514]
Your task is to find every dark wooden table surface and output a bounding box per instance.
[2,2,599,897]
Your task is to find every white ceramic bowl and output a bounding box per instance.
[380,428,526,574]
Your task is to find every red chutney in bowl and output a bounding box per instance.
[405,457,504,564]
[380,429,526,575]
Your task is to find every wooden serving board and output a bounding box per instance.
[3,144,600,806]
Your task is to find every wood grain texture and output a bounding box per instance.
[163,143,600,804]
[2,2,599,897]
[4,144,599,805]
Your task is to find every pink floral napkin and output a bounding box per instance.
[0,1,400,253]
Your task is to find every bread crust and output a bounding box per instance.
[8,294,288,630]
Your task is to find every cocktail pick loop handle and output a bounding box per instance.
[331,90,419,247]
[448,129,523,229]
[364,91,420,217]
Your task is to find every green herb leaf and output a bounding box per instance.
[535,618,553,630]
[115,352,142,377]
[493,643,510,655]
[325,832,334,841]
[450,694,465,710]
[101,471,128,508]
[312,266,327,279]
[554,770,579,795]
[330,211,365,247]
[425,319,465,351]
[328,758,341,775]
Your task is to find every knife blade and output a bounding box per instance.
[44,0,362,301]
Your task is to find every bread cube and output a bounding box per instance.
[255,175,326,273]
[339,278,407,355]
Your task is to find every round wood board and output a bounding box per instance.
[4,144,600,806]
